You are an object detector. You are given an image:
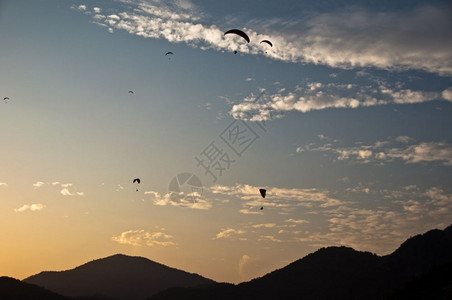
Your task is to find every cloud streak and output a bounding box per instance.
[297,137,452,166]
[112,229,176,247]
[77,2,452,75]
[14,204,46,212]
[230,80,447,121]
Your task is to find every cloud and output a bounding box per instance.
[441,88,452,102]
[78,5,87,11]
[213,228,245,240]
[297,137,452,166]
[0,182,7,187]
[230,80,443,121]
[145,190,211,210]
[252,223,276,228]
[33,181,45,188]
[211,183,344,213]
[285,218,309,224]
[293,186,452,254]
[79,3,452,75]
[14,203,46,212]
[238,254,275,281]
[93,7,101,13]
[112,229,176,247]
[296,6,452,75]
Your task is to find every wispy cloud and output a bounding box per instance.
[33,181,45,188]
[32,181,85,196]
[0,182,7,187]
[77,2,452,75]
[297,136,452,166]
[213,228,245,240]
[14,203,46,212]
[145,190,211,210]
[211,183,344,213]
[112,229,176,247]
[230,80,445,121]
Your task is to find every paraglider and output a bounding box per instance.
[165,52,174,60]
[260,40,273,47]
[128,90,134,94]
[133,178,140,191]
[224,29,250,43]
[260,40,273,54]
[3,97,9,103]
[259,188,266,198]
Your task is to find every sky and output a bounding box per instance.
[0,0,451,284]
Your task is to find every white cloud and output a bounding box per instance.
[93,7,101,13]
[79,3,451,75]
[211,183,344,213]
[252,223,276,228]
[60,188,73,196]
[213,228,245,240]
[298,137,452,166]
[442,88,452,102]
[14,203,46,212]
[146,190,211,210]
[0,183,7,187]
[230,80,443,121]
[33,181,45,188]
[78,5,87,11]
[297,6,452,75]
[112,229,176,247]
[285,218,309,224]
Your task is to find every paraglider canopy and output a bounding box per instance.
[260,40,273,47]
[165,52,174,56]
[3,97,9,101]
[133,178,140,191]
[259,188,266,198]
[128,90,134,94]
[224,29,250,43]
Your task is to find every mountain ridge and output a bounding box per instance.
[24,253,215,300]
[11,224,452,300]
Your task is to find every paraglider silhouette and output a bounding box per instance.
[3,97,10,103]
[260,40,273,54]
[225,29,250,54]
[259,188,266,210]
[128,90,134,94]
[133,178,140,191]
[260,40,273,47]
[224,29,250,43]
[165,52,174,60]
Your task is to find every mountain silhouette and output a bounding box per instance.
[0,276,67,300]
[23,254,215,300]
[149,224,452,300]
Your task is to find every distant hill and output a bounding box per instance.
[0,276,67,300]
[150,224,452,300]
[23,254,215,300]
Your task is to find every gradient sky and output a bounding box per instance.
[1,0,451,284]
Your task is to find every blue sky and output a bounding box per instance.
[0,0,451,283]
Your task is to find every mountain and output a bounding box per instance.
[23,254,215,300]
[0,276,67,300]
[149,224,452,300]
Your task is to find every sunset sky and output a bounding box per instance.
[0,0,451,284]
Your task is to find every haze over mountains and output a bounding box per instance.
[0,224,450,300]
